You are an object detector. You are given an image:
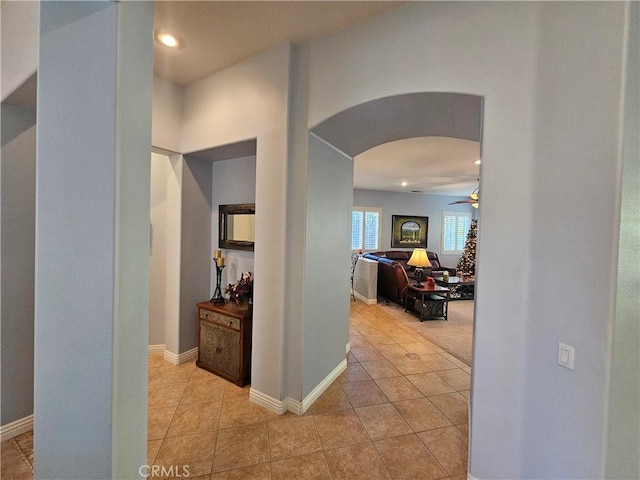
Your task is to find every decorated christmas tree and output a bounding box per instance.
[457,219,477,277]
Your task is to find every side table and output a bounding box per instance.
[405,283,450,321]
[196,301,252,386]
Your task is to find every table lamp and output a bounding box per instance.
[407,248,431,287]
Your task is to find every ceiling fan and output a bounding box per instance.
[449,186,479,209]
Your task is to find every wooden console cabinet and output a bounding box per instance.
[196,301,252,386]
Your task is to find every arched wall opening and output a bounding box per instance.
[311,92,483,157]
[299,90,483,407]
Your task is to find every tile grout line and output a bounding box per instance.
[2,301,468,479]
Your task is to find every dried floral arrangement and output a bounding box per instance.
[226,272,252,304]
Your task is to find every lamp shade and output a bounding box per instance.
[407,248,431,268]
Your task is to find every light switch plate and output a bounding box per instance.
[558,343,575,370]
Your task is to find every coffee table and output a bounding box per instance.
[433,276,475,300]
[405,283,450,321]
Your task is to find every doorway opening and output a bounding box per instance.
[309,89,482,398]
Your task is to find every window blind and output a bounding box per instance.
[442,212,471,254]
[352,207,381,251]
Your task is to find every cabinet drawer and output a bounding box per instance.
[199,308,240,330]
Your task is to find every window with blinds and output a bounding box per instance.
[441,211,472,255]
[351,207,382,251]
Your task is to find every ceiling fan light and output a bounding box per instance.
[448,184,480,206]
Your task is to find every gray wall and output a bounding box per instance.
[149,153,170,346]
[302,134,352,397]
[353,188,475,266]
[606,1,639,477]
[211,155,256,289]
[0,1,38,101]
[110,4,154,475]
[35,2,152,477]
[211,155,256,205]
[521,3,628,477]
[150,153,257,351]
[2,101,36,145]
[303,2,633,476]
[1,115,35,426]
[180,43,292,405]
[179,158,212,352]
[148,152,183,353]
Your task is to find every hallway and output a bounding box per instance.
[2,301,470,479]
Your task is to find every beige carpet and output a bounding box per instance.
[383,299,474,366]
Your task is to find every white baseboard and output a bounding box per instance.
[346,342,351,354]
[467,474,479,480]
[301,358,347,413]
[148,344,198,364]
[1,414,33,442]
[250,358,348,416]
[148,344,165,355]
[354,292,377,305]
[163,347,198,365]
[249,389,289,415]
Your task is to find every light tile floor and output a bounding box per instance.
[1,301,470,480]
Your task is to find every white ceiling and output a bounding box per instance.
[355,137,480,196]
[153,1,406,86]
[153,1,480,196]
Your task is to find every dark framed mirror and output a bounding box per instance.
[219,203,255,251]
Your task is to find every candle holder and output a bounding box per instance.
[210,257,226,304]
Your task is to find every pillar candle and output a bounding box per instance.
[218,257,225,267]
[214,249,221,259]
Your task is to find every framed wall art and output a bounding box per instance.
[391,215,428,248]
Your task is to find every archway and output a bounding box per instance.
[311,92,482,156]
[303,89,482,425]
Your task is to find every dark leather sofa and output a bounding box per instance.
[375,257,410,305]
[367,250,457,278]
[362,250,457,305]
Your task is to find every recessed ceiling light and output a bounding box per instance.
[474,159,482,165]
[155,31,181,48]
[401,181,408,187]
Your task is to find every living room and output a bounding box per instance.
[351,188,477,358]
